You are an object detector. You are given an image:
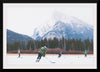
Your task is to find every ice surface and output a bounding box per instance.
[6,55,96,69]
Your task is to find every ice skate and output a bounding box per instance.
[36,59,40,62]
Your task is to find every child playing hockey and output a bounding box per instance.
[18,48,21,58]
[36,46,47,62]
[84,50,87,57]
[58,51,62,58]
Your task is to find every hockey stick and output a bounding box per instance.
[45,56,56,63]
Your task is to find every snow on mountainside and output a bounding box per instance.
[32,24,52,40]
[32,11,93,41]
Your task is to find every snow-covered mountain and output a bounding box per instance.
[32,11,93,41]
[32,22,54,40]
[32,28,41,40]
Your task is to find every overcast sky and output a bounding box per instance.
[4,3,96,37]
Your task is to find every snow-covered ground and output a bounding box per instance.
[5,54,96,69]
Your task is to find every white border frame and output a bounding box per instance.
[3,3,97,69]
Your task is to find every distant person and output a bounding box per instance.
[58,51,62,58]
[18,48,21,58]
[36,46,47,62]
[84,50,87,57]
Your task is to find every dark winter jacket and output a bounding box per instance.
[59,52,62,55]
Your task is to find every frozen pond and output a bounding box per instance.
[5,54,97,69]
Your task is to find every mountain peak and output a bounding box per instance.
[53,11,72,24]
[32,11,93,41]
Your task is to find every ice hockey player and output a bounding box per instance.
[58,51,62,58]
[84,50,87,57]
[36,46,47,62]
[18,48,21,58]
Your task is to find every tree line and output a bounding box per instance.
[7,36,93,52]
